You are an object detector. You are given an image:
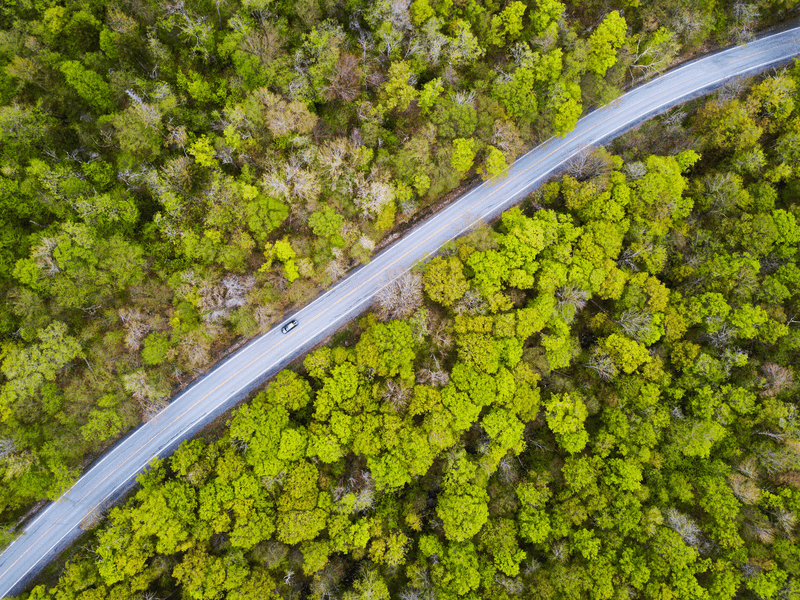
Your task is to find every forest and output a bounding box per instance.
[11,53,800,598]
[1,0,789,533]
[1,0,800,596]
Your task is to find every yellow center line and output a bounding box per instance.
[2,33,799,588]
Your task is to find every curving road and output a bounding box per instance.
[2,26,800,599]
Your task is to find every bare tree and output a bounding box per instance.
[491,119,525,160]
[417,355,450,387]
[375,271,423,321]
[239,21,284,66]
[701,172,740,216]
[161,156,193,191]
[624,161,647,180]
[585,349,617,381]
[555,285,589,322]
[0,437,16,459]
[177,331,211,370]
[615,309,652,342]
[706,323,737,349]
[122,370,168,421]
[663,507,702,546]
[760,363,794,397]
[325,248,349,283]
[550,540,568,561]
[324,53,361,103]
[383,379,411,412]
[745,520,775,544]
[565,146,611,181]
[254,303,280,333]
[356,179,395,218]
[454,290,487,316]
[31,237,60,276]
[730,1,760,44]
[198,275,255,324]
[316,138,352,182]
[773,507,797,536]
[727,472,761,504]
[756,441,800,476]
[119,308,152,351]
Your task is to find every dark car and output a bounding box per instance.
[281,320,298,334]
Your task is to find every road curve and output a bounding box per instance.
[2,27,799,599]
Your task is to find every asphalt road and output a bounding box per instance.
[2,26,799,599]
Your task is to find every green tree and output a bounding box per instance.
[59,61,114,113]
[355,320,416,379]
[481,145,509,180]
[451,137,478,173]
[423,255,469,306]
[545,392,589,454]
[587,11,627,77]
[437,454,489,541]
[1,322,82,421]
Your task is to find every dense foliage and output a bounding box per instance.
[2,0,792,530]
[18,64,800,600]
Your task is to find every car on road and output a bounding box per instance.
[281,320,298,334]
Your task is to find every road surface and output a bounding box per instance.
[2,26,799,599]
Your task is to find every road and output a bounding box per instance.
[2,26,799,599]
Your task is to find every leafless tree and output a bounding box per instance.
[737,456,760,479]
[586,350,617,381]
[667,9,704,45]
[316,138,351,182]
[663,507,702,546]
[741,562,761,578]
[617,240,655,272]
[79,503,106,532]
[615,309,652,342]
[122,370,168,421]
[263,158,321,207]
[324,53,361,103]
[239,21,284,66]
[165,124,188,150]
[745,520,775,544]
[756,441,800,475]
[565,146,610,181]
[325,248,349,283]
[773,507,797,536]
[555,284,589,322]
[727,472,761,504]
[118,308,153,351]
[550,540,568,561]
[0,437,16,459]
[383,379,411,412]
[760,363,794,397]
[375,271,423,321]
[358,234,376,254]
[702,172,739,216]
[706,323,737,349]
[428,316,454,352]
[626,32,679,79]
[199,275,256,324]
[161,156,192,191]
[624,161,647,180]
[31,237,60,276]
[417,355,450,387]
[491,120,525,160]
[454,290,487,316]
[495,574,524,596]
[177,330,211,370]
[253,303,280,333]
[730,1,759,44]
[356,178,395,218]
